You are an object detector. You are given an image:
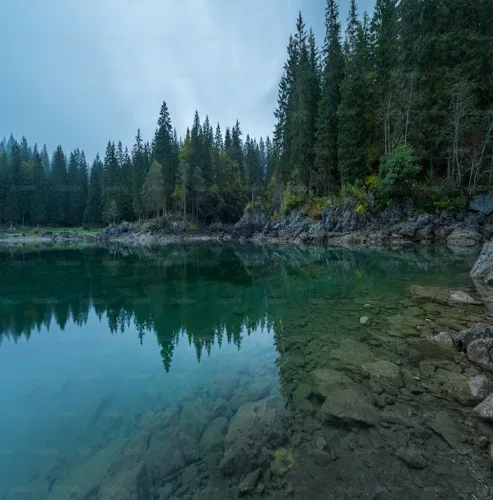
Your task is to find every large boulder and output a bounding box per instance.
[219,397,288,476]
[400,214,431,239]
[451,323,493,351]
[446,227,482,247]
[469,193,493,215]
[471,241,493,285]
[467,338,493,370]
[231,212,269,239]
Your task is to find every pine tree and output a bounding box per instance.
[49,146,68,225]
[153,101,179,211]
[314,0,344,194]
[338,5,372,185]
[31,148,47,225]
[131,130,147,219]
[5,142,23,225]
[66,150,80,226]
[84,155,104,227]
[141,160,166,218]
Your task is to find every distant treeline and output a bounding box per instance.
[1,0,492,227]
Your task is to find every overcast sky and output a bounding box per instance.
[0,0,374,162]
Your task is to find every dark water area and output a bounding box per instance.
[0,243,492,499]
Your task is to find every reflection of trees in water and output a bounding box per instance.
[0,243,476,371]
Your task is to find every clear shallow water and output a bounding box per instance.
[0,243,492,499]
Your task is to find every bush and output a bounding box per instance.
[302,197,328,219]
[340,181,371,212]
[379,145,421,194]
[281,184,306,215]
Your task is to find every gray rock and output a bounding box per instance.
[362,360,404,396]
[452,323,493,351]
[320,388,380,427]
[360,315,371,326]
[220,397,288,476]
[467,338,493,369]
[292,382,312,405]
[429,331,454,346]
[449,290,477,304]
[232,212,269,239]
[469,193,493,215]
[311,368,355,399]
[469,375,491,400]
[471,241,493,285]
[270,448,295,477]
[430,411,467,454]
[447,227,482,247]
[239,468,261,495]
[246,379,271,401]
[181,464,198,485]
[179,432,201,464]
[474,393,493,422]
[200,417,228,455]
[396,445,427,469]
[400,214,431,239]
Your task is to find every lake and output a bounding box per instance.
[0,243,492,499]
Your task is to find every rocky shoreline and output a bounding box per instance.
[3,193,493,249]
[232,194,493,247]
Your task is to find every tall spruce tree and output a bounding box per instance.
[314,0,344,194]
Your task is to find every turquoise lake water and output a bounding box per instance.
[0,243,492,499]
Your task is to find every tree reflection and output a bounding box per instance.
[0,243,477,372]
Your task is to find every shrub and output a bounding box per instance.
[379,145,421,194]
[302,197,328,219]
[281,183,306,215]
[341,181,370,212]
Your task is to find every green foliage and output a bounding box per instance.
[302,197,328,219]
[281,184,306,215]
[412,181,468,213]
[379,145,420,191]
[340,181,370,212]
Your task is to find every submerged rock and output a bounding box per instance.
[270,448,295,477]
[311,368,355,399]
[291,382,312,405]
[449,290,478,304]
[430,411,467,454]
[362,360,404,396]
[396,445,427,469]
[360,315,371,326]
[320,388,380,427]
[429,331,454,346]
[200,417,228,456]
[220,397,288,476]
[239,468,261,494]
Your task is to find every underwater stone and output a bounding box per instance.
[320,388,380,427]
[360,316,371,326]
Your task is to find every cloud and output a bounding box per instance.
[0,0,374,160]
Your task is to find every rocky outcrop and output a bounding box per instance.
[231,212,269,239]
[471,241,493,285]
[243,202,493,246]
